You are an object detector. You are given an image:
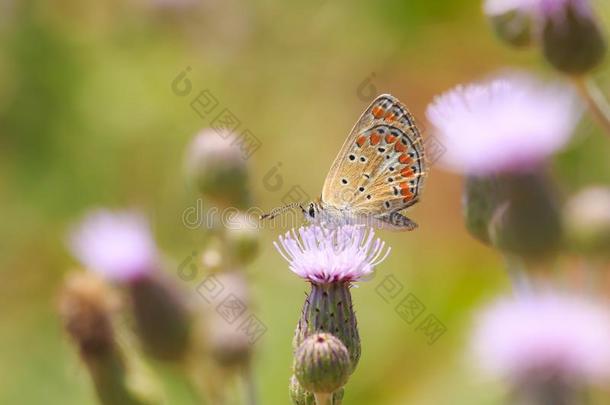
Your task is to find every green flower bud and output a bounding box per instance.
[294,283,360,373]
[185,129,250,209]
[488,172,562,259]
[542,3,606,75]
[563,187,610,259]
[225,211,260,266]
[463,175,502,245]
[490,9,534,47]
[289,375,344,405]
[294,333,351,396]
[129,273,192,362]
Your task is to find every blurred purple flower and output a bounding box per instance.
[426,73,580,174]
[471,292,610,384]
[484,0,592,19]
[69,210,158,282]
[274,225,390,284]
[484,0,537,16]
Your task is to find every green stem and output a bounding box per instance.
[572,76,610,137]
[242,363,258,405]
[503,254,531,296]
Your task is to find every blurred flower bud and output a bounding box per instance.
[488,172,562,259]
[541,0,606,75]
[59,273,118,356]
[294,283,361,373]
[207,271,252,368]
[225,211,260,266]
[294,333,351,397]
[511,377,582,405]
[129,273,192,362]
[563,187,610,258]
[59,273,156,405]
[185,129,250,209]
[289,375,344,405]
[463,176,502,245]
[489,8,534,47]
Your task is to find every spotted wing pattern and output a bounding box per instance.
[321,94,426,215]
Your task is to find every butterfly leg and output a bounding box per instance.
[377,211,418,231]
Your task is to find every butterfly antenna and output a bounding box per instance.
[260,202,303,220]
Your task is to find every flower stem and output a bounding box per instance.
[503,254,531,296]
[572,76,610,137]
[242,363,258,405]
[314,392,333,405]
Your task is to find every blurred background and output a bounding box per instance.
[1,0,610,404]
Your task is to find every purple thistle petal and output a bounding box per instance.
[427,72,581,175]
[274,225,391,283]
[471,292,610,385]
[68,209,158,282]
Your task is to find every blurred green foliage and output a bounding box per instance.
[1,0,609,404]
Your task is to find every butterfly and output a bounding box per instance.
[261,94,427,231]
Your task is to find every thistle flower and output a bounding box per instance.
[69,209,192,362]
[471,292,610,385]
[427,73,580,175]
[69,210,158,282]
[274,225,390,284]
[276,224,391,393]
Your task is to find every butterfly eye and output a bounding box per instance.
[309,205,315,217]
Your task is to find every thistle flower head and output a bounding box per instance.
[472,292,610,384]
[69,210,158,282]
[427,72,580,174]
[274,225,390,284]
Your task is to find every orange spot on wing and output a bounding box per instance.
[399,154,412,164]
[399,183,412,197]
[356,135,367,147]
[370,133,381,145]
[403,196,413,203]
[372,106,384,119]
[385,134,397,143]
[384,112,396,122]
[395,142,406,153]
[400,168,414,178]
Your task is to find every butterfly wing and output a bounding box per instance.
[321,94,426,215]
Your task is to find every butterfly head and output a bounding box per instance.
[302,200,322,223]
